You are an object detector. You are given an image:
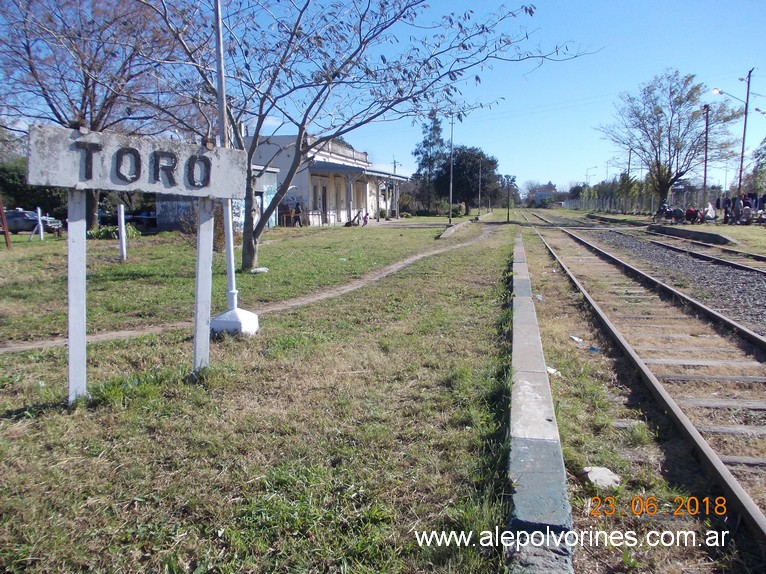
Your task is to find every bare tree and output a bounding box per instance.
[0,0,180,227]
[142,0,579,269]
[600,69,739,203]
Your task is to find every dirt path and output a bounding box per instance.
[0,224,498,355]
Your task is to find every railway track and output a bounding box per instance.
[635,229,766,273]
[525,210,597,228]
[535,226,766,545]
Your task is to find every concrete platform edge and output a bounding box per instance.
[507,234,574,574]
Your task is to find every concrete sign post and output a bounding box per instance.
[27,207,44,242]
[117,203,127,261]
[36,207,44,240]
[193,197,215,370]
[27,125,246,403]
[67,189,87,402]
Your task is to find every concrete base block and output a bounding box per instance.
[210,307,260,336]
[647,224,737,245]
[508,438,571,532]
[506,540,574,574]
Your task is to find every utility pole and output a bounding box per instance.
[392,158,401,219]
[478,160,482,216]
[448,113,454,225]
[737,68,754,197]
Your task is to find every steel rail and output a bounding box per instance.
[609,228,766,276]
[644,238,766,276]
[562,229,766,351]
[644,230,766,263]
[534,227,766,544]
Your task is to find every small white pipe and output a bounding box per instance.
[117,203,127,261]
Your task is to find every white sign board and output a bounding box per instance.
[25,125,247,403]
[27,125,245,198]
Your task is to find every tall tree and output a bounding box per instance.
[0,0,177,228]
[143,0,579,269]
[501,174,519,207]
[600,69,739,203]
[433,145,498,215]
[744,136,766,198]
[412,109,447,213]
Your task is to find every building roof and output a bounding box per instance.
[309,160,408,181]
[309,160,364,175]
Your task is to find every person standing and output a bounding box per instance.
[293,202,303,227]
[731,195,743,225]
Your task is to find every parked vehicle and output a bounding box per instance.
[1,209,62,233]
[652,203,684,224]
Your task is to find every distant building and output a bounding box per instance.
[248,135,407,226]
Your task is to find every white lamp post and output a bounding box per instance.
[713,68,754,197]
[210,0,259,336]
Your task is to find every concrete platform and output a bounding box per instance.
[438,219,472,239]
[647,223,737,245]
[506,234,574,574]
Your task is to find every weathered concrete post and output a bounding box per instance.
[67,189,87,402]
[193,197,215,370]
[117,203,127,261]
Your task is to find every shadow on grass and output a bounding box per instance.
[1,399,69,421]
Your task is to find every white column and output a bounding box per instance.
[193,198,215,371]
[36,207,44,240]
[67,190,87,403]
[117,203,127,261]
[222,199,238,310]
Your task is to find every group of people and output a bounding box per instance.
[674,192,766,226]
[717,193,766,225]
[684,204,714,224]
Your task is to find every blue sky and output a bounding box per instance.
[345,0,766,193]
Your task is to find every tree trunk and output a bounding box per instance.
[658,183,672,204]
[242,181,257,271]
[86,190,100,230]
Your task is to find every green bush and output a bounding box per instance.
[87,224,142,240]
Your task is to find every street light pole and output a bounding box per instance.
[477,160,481,216]
[585,165,597,210]
[448,113,454,226]
[714,68,754,197]
[702,104,709,206]
[210,0,259,336]
[737,68,754,197]
[585,165,597,185]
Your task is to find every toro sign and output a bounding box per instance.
[27,125,245,198]
[25,125,247,403]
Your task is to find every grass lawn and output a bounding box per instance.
[0,224,483,343]
[0,222,516,572]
